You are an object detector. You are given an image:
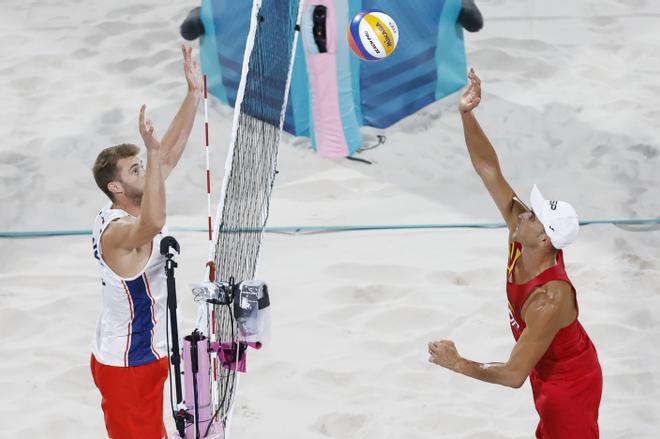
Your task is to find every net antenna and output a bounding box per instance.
[192,1,304,437]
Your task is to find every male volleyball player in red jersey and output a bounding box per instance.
[427,69,602,438]
[90,45,201,439]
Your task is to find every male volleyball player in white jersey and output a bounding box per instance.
[90,45,200,439]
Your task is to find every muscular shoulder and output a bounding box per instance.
[523,281,576,330]
[101,216,138,251]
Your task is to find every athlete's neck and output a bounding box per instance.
[112,200,141,218]
[518,245,557,279]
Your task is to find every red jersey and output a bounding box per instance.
[506,241,602,438]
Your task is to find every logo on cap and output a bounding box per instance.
[530,185,580,249]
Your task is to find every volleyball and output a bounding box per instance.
[347,9,399,61]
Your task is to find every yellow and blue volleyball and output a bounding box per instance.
[347,9,399,61]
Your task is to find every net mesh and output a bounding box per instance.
[207,0,302,431]
[214,2,301,283]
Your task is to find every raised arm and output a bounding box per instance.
[104,106,166,251]
[428,282,575,388]
[159,45,202,180]
[460,69,526,233]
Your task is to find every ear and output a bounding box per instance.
[107,181,123,196]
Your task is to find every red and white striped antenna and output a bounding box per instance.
[203,74,216,282]
[201,72,220,415]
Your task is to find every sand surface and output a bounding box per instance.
[0,0,658,437]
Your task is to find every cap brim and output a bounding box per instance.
[530,184,546,224]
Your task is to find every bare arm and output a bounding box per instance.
[103,106,165,250]
[459,69,526,233]
[428,283,573,388]
[159,45,202,180]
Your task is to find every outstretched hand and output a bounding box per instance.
[459,68,481,114]
[428,340,461,370]
[182,44,202,97]
[138,105,160,152]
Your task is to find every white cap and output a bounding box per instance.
[529,184,579,249]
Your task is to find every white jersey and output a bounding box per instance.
[91,202,169,367]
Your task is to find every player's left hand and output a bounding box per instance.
[459,68,481,113]
[182,44,201,97]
